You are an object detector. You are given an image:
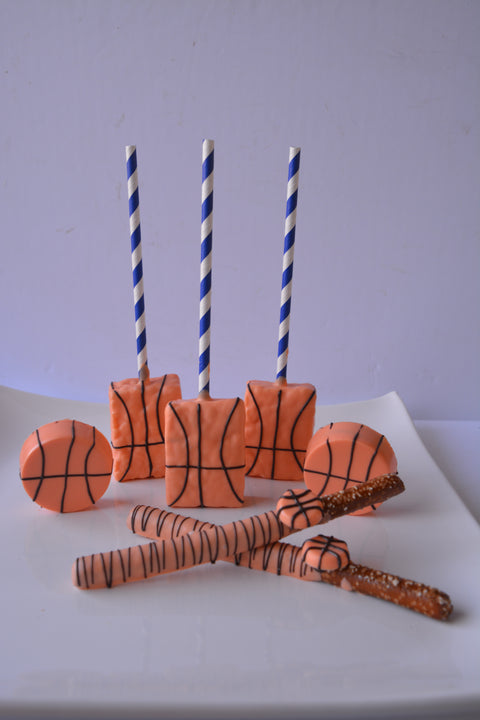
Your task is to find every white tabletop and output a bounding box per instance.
[1,386,479,720]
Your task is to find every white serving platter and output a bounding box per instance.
[1,385,479,719]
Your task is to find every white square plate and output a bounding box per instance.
[1,386,479,719]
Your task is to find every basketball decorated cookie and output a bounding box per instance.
[20,419,112,513]
[303,422,398,515]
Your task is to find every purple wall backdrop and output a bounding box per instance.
[1,0,479,419]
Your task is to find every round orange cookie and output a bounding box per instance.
[20,419,112,513]
[303,422,397,515]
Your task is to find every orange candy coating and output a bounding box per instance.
[304,422,398,515]
[109,374,181,481]
[244,379,316,480]
[19,419,112,513]
[165,395,245,507]
[301,535,350,572]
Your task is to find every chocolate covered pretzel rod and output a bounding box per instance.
[73,473,403,589]
[276,473,404,530]
[129,504,351,574]
[129,503,453,620]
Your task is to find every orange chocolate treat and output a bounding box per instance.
[129,506,348,574]
[276,474,405,530]
[20,419,112,513]
[109,374,181,481]
[244,379,316,481]
[304,422,398,515]
[164,395,245,507]
[301,535,350,572]
[74,477,399,590]
[128,505,452,621]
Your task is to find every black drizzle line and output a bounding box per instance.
[364,434,386,511]
[245,443,313,453]
[154,374,168,444]
[83,425,97,505]
[60,421,76,513]
[218,397,245,505]
[289,388,316,472]
[237,519,251,554]
[270,390,283,478]
[345,424,364,491]
[149,542,161,574]
[291,545,302,574]
[179,535,186,567]
[110,382,135,481]
[262,543,275,571]
[166,402,191,506]
[197,403,204,507]
[365,434,385,481]
[99,551,114,589]
[245,382,263,475]
[141,381,154,478]
[76,556,89,589]
[252,513,267,547]
[307,437,334,496]
[170,512,193,538]
[137,544,148,579]
[301,467,364,484]
[23,470,110,482]
[32,428,46,503]
[183,532,195,565]
[218,523,229,555]
[152,507,171,537]
[230,521,240,555]
[210,525,221,563]
[170,533,180,569]
[275,543,288,575]
[89,554,95,586]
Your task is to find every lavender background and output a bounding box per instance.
[1,0,479,419]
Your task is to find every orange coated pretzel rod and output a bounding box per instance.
[276,474,403,530]
[72,474,404,590]
[129,504,351,574]
[128,504,453,621]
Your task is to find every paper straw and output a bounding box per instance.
[276,146,300,381]
[126,145,148,380]
[199,139,214,395]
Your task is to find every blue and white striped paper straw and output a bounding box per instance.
[199,139,214,395]
[276,146,300,381]
[126,145,148,380]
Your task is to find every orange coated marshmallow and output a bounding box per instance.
[244,380,316,480]
[20,419,112,513]
[109,374,181,481]
[304,422,398,515]
[165,396,245,507]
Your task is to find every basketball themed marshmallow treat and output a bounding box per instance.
[20,420,112,513]
[109,146,181,481]
[244,148,316,481]
[164,140,245,507]
[303,422,398,515]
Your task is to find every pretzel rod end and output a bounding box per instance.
[319,562,453,621]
